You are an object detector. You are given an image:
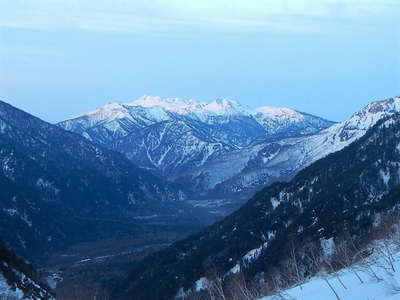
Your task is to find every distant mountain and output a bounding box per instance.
[204,97,400,199]
[114,109,400,300]
[0,100,202,262]
[59,96,334,212]
[0,239,53,299]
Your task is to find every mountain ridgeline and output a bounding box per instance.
[0,100,204,263]
[115,112,400,300]
[2,96,400,299]
[59,96,400,217]
[58,96,335,213]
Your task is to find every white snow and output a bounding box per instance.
[243,245,263,264]
[130,95,201,109]
[0,273,24,299]
[271,197,280,209]
[229,264,241,274]
[380,169,391,187]
[320,238,335,257]
[302,97,400,166]
[66,95,313,129]
[195,277,211,292]
[260,241,400,300]
[256,106,304,121]
[61,96,400,199]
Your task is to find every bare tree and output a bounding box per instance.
[289,241,303,290]
[226,274,262,300]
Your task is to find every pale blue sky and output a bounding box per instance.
[1,0,399,122]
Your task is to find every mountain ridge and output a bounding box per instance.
[59,96,400,216]
[58,96,334,213]
[0,99,204,263]
[115,111,400,300]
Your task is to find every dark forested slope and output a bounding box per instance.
[0,100,201,262]
[117,114,400,300]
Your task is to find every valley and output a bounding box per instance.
[3,1,398,298]
[2,96,400,300]
[58,96,335,216]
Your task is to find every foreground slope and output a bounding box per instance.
[0,100,202,262]
[115,112,400,300]
[0,239,53,299]
[261,240,400,300]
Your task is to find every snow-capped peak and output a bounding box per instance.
[328,96,400,137]
[69,95,320,125]
[76,102,131,122]
[203,99,251,116]
[255,106,304,121]
[130,95,201,109]
[298,97,400,169]
[60,95,334,141]
[129,96,301,120]
[129,96,250,116]
[352,96,400,126]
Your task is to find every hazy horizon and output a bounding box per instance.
[1,0,399,123]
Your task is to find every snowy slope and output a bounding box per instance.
[0,99,195,262]
[0,273,52,300]
[201,97,400,199]
[58,96,333,207]
[0,274,24,299]
[0,240,54,300]
[59,96,400,214]
[261,243,400,300]
[117,112,400,300]
[60,95,332,148]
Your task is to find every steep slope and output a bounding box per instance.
[115,113,400,300]
[201,97,400,200]
[59,96,331,153]
[261,244,400,300]
[0,239,54,299]
[0,100,201,262]
[58,96,333,210]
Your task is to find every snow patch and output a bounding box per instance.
[228,264,241,274]
[243,245,263,265]
[195,277,211,292]
[320,237,335,257]
[0,273,24,299]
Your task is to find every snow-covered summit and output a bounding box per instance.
[130,96,250,117]
[130,95,201,110]
[272,97,400,174]
[314,96,400,151]
[58,95,333,206]
[58,95,400,216]
[338,96,400,134]
[203,98,251,115]
[255,106,304,121]
[77,102,131,121]
[129,96,310,120]
[68,95,324,125]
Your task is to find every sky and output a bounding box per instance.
[0,0,399,123]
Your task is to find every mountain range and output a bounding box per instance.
[58,96,334,213]
[60,96,400,216]
[2,96,400,299]
[115,101,400,300]
[0,100,205,263]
